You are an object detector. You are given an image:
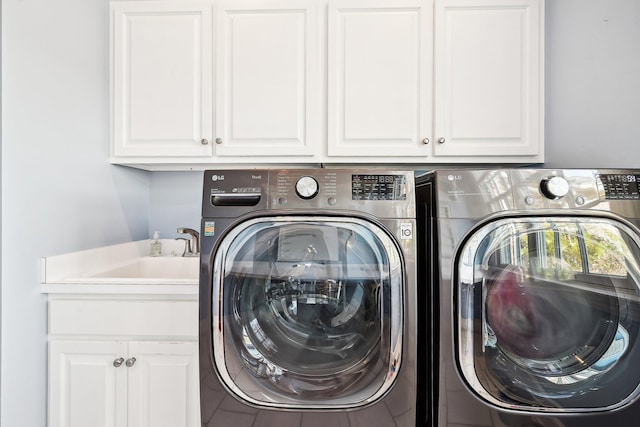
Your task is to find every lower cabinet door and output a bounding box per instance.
[49,341,128,427]
[49,340,199,427]
[127,341,200,427]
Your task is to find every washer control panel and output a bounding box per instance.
[203,169,415,219]
[270,169,414,217]
[351,174,408,201]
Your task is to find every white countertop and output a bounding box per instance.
[40,240,199,295]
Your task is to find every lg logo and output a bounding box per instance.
[211,175,225,182]
[448,174,462,181]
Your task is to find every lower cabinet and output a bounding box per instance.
[46,296,200,427]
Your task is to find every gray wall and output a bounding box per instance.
[2,0,640,426]
[1,0,150,425]
[545,0,640,167]
[149,171,203,239]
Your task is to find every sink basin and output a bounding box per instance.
[81,256,199,283]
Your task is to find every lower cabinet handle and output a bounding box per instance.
[113,358,124,367]
[125,357,137,367]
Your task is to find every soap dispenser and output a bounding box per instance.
[150,231,162,257]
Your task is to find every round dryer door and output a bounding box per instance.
[457,216,640,411]
[210,216,404,409]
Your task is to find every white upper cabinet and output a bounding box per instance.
[327,0,433,158]
[214,0,319,158]
[111,1,213,158]
[433,0,543,159]
[109,0,544,168]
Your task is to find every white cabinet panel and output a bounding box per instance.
[108,0,544,167]
[47,295,200,427]
[215,0,318,157]
[49,299,198,337]
[434,0,542,157]
[111,1,213,158]
[128,342,200,427]
[328,0,433,157]
[49,341,128,427]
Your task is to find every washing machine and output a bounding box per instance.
[416,169,640,427]
[199,169,417,427]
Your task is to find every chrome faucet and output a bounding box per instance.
[177,227,200,257]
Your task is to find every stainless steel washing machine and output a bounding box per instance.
[199,169,417,426]
[416,169,640,427]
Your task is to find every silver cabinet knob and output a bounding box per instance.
[113,358,124,367]
[422,138,430,144]
[201,139,209,145]
[438,137,446,144]
[215,138,223,144]
[125,357,137,367]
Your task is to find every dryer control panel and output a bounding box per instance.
[431,169,640,219]
[599,173,640,199]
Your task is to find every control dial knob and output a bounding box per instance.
[540,176,570,200]
[295,176,319,200]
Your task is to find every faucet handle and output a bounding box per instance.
[175,237,192,257]
[176,227,200,255]
[177,227,198,235]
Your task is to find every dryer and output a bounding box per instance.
[199,169,417,426]
[417,169,640,427]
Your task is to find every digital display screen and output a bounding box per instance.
[599,174,640,199]
[351,174,407,200]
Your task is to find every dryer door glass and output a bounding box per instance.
[458,217,640,411]
[211,217,404,409]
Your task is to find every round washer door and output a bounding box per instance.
[211,216,404,409]
[457,216,640,411]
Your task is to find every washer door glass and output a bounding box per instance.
[212,217,403,409]
[458,217,640,411]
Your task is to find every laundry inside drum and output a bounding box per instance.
[485,266,620,377]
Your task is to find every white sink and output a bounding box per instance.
[41,241,201,291]
[87,256,199,281]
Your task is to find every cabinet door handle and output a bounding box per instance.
[215,138,223,144]
[438,137,446,144]
[201,138,209,145]
[422,138,430,144]
[125,357,137,367]
[113,358,124,367]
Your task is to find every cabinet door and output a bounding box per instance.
[111,1,213,158]
[214,0,319,157]
[433,0,543,158]
[49,341,128,427]
[328,0,433,157]
[127,342,200,427]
